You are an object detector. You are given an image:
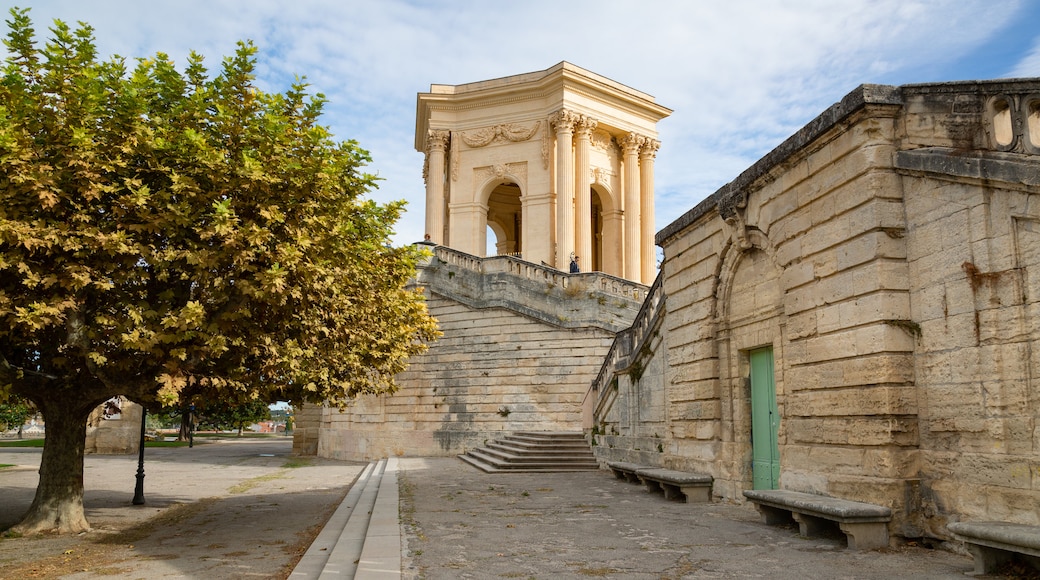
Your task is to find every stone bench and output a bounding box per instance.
[947,521,1040,575]
[606,461,646,484]
[635,468,713,503]
[606,462,713,503]
[743,489,892,550]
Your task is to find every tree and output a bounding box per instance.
[0,396,34,437]
[0,9,440,533]
[195,400,271,435]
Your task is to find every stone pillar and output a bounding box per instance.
[574,115,597,269]
[424,129,450,244]
[621,132,644,281]
[640,139,660,284]
[552,110,578,269]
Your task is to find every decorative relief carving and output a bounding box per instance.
[718,187,751,251]
[541,124,551,169]
[591,130,615,153]
[459,121,541,148]
[475,162,528,189]
[592,166,615,185]
[450,131,460,181]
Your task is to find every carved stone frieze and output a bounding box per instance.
[459,121,541,148]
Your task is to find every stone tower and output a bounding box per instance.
[416,62,671,284]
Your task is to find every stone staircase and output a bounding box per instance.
[458,431,600,473]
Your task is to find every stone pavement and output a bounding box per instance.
[0,443,996,579]
[0,437,366,579]
[395,457,980,579]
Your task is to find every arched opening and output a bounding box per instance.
[591,183,622,277]
[591,189,604,272]
[486,182,522,257]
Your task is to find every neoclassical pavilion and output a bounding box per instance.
[416,62,671,284]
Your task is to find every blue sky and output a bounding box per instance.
[15,1,1040,246]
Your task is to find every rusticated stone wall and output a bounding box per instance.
[591,79,1040,541]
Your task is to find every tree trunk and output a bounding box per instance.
[12,396,93,534]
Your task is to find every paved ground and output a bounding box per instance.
[0,443,1022,579]
[0,438,365,579]
[396,457,982,580]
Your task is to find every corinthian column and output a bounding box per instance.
[551,110,578,269]
[620,132,644,281]
[640,139,660,284]
[574,115,597,269]
[424,129,450,244]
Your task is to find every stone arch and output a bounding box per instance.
[481,176,524,257]
[591,182,624,277]
[711,227,787,497]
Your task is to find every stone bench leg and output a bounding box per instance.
[791,512,831,538]
[661,483,683,502]
[964,544,1016,574]
[624,473,641,484]
[679,485,711,503]
[753,503,794,526]
[642,478,663,494]
[610,469,626,480]
[838,522,889,550]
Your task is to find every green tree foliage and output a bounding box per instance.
[0,9,439,533]
[195,400,271,435]
[0,396,34,434]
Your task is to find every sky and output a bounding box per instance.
[13,1,1040,246]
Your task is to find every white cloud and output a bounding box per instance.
[1008,36,1040,78]
[13,0,1027,243]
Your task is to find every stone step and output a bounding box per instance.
[487,441,595,456]
[459,431,600,473]
[459,451,599,473]
[476,446,597,465]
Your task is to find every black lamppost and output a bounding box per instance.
[132,406,146,505]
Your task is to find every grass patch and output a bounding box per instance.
[0,439,192,448]
[0,439,45,447]
[281,457,311,468]
[145,440,192,448]
[0,464,15,469]
[228,470,288,494]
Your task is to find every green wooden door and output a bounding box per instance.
[750,347,779,490]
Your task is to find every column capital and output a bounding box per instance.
[550,109,580,133]
[620,132,646,153]
[426,129,450,152]
[640,138,660,158]
[575,115,598,138]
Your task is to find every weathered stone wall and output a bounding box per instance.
[592,79,1040,540]
[897,83,1040,533]
[304,247,644,461]
[85,401,143,455]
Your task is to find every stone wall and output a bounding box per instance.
[85,400,143,455]
[591,79,1040,540]
[301,247,645,461]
